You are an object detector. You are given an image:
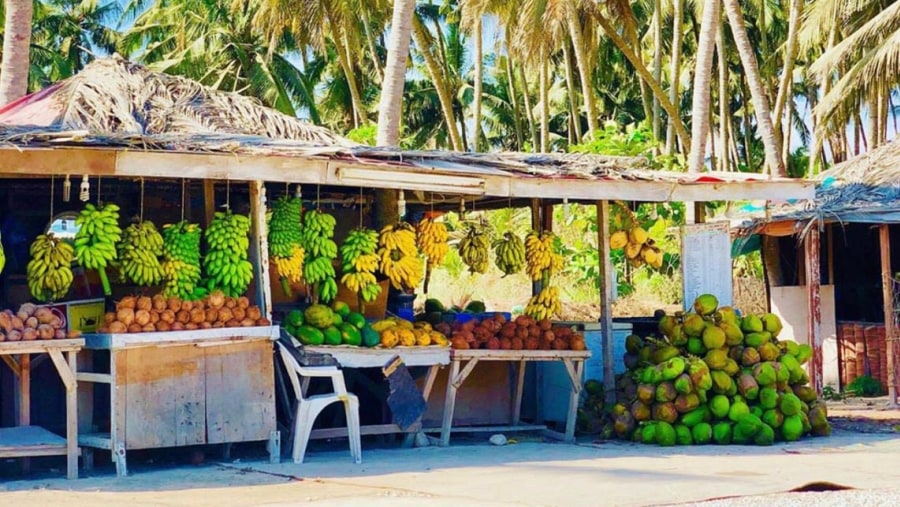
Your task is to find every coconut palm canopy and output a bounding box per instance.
[0,55,356,147]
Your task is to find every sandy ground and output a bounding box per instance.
[2,426,900,507]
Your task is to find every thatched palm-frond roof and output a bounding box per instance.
[0,55,356,147]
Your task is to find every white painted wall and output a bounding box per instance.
[769,285,840,389]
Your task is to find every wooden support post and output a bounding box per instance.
[805,226,823,395]
[18,355,30,426]
[596,201,615,404]
[531,199,542,296]
[250,181,273,320]
[203,180,216,228]
[879,224,898,406]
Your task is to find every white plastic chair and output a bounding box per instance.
[276,341,362,464]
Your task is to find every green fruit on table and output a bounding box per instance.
[332,301,350,317]
[304,304,334,329]
[332,313,344,327]
[322,326,342,346]
[340,323,362,346]
[361,325,380,348]
[295,326,325,346]
[346,312,366,330]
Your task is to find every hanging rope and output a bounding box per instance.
[180,179,187,221]
[139,177,145,222]
[225,178,231,210]
[97,176,102,206]
[316,185,321,210]
[49,174,55,220]
[359,187,364,228]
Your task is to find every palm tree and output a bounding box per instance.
[411,11,464,150]
[687,0,720,173]
[0,0,33,104]
[665,0,685,155]
[376,0,417,147]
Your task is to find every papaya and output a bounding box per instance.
[304,304,335,329]
[340,323,362,346]
[424,298,445,313]
[322,326,342,346]
[361,324,380,348]
[331,313,344,327]
[332,301,351,317]
[294,325,325,346]
[285,309,305,328]
[346,312,367,329]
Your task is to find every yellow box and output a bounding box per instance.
[67,298,106,333]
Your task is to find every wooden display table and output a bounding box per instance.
[77,327,280,476]
[304,346,450,439]
[0,339,83,479]
[438,349,591,446]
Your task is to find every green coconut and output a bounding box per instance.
[753,362,777,386]
[704,349,729,370]
[675,424,693,446]
[687,337,707,355]
[655,421,677,446]
[780,393,803,417]
[741,314,764,334]
[737,373,760,400]
[652,402,679,424]
[712,422,733,444]
[674,393,700,414]
[683,314,706,337]
[692,422,713,444]
[702,325,727,350]
[758,387,778,410]
[681,405,710,428]
[762,408,784,429]
[656,381,678,403]
[709,394,731,419]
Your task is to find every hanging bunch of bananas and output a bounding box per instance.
[161,221,204,300]
[416,218,449,268]
[340,227,381,302]
[458,223,490,274]
[378,222,423,290]
[0,232,6,275]
[203,210,253,298]
[117,221,165,286]
[74,202,122,296]
[524,231,563,281]
[493,231,526,276]
[524,286,562,321]
[301,209,339,303]
[27,234,74,302]
[268,196,305,295]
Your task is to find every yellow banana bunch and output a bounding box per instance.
[525,231,562,280]
[301,210,339,303]
[459,224,490,274]
[117,221,165,286]
[416,218,449,268]
[340,227,382,302]
[203,210,253,298]
[379,222,423,290]
[268,196,305,294]
[524,286,562,321]
[493,231,526,276]
[74,202,122,296]
[162,221,204,300]
[27,234,74,302]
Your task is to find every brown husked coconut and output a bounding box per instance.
[117,296,137,311]
[176,310,191,324]
[205,308,218,323]
[160,310,176,324]
[212,322,224,329]
[193,300,206,312]
[231,307,246,321]
[240,318,255,327]
[208,290,226,309]
[67,329,82,338]
[136,296,152,312]
[135,310,151,327]
[37,324,55,340]
[17,310,30,321]
[127,323,143,333]
[117,308,135,326]
[0,312,12,332]
[237,296,250,309]
[49,315,62,328]
[0,331,6,341]
[54,329,66,340]
[217,308,234,323]
[142,323,156,332]
[181,300,194,312]
[190,308,206,324]
[7,329,22,341]
[105,312,117,324]
[246,306,262,321]
[109,321,128,333]
[225,298,237,309]
[10,316,24,330]
[149,311,160,324]
[25,316,38,329]
[156,321,171,332]
[199,322,212,329]
[225,319,241,328]
[35,307,54,324]
[18,302,37,317]
[167,297,182,312]
[22,328,38,341]
[256,318,271,326]
[184,323,198,330]
[152,294,167,312]
[170,322,185,331]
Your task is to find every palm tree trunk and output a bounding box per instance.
[472,15,484,152]
[506,51,524,150]
[717,19,730,172]
[376,0,416,147]
[773,0,803,133]
[539,49,550,153]
[412,15,464,151]
[566,6,598,139]
[563,44,582,144]
[360,4,384,85]
[740,74,753,171]
[593,9,692,154]
[0,0,33,105]
[810,26,837,175]
[652,0,663,142]
[520,65,539,151]
[665,0,685,155]
[783,96,794,169]
[723,0,785,176]
[688,0,720,173]
[330,21,369,127]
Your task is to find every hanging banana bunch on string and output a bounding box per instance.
[117,221,165,287]
[340,227,381,304]
[301,209,339,303]
[27,234,74,302]
[379,222,423,291]
[416,217,449,293]
[74,202,122,296]
[161,221,204,300]
[493,231,526,276]
[268,195,305,296]
[458,221,490,274]
[524,230,563,281]
[203,210,253,298]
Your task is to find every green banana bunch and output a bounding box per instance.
[340,227,382,302]
[118,221,165,286]
[161,221,204,300]
[301,210,338,303]
[459,224,490,274]
[203,210,253,298]
[493,232,526,276]
[268,196,305,295]
[27,234,74,302]
[75,202,122,295]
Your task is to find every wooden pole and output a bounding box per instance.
[531,199,542,297]
[879,224,898,406]
[597,200,615,404]
[203,180,216,228]
[804,226,823,395]
[250,181,273,320]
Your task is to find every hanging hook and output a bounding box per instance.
[79,175,90,202]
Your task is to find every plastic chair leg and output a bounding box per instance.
[345,397,362,464]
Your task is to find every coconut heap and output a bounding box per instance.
[611,294,831,446]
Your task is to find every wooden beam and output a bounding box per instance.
[759,220,800,237]
[880,224,898,406]
[597,200,615,404]
[0,147,117,175]
[805,226,823,395]
[203,180,216,228]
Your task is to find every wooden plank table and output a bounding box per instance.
[0,339,84,479]
[77,327,280,477]
[437,349,591,446]
[304,346,450,440]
